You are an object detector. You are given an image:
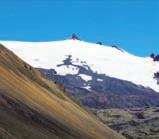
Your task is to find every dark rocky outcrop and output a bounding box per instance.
[71,33,80,40]
[150,53,159,61]
[38,55,159,109]
[150,53,155,59]
[154,72,159,84]
[111,45,123,52]
[154,55,159,61]
[96,42,102,45]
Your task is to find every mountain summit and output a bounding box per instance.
[1,40,159,92]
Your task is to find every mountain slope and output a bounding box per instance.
[41,68,159,109]
[1,40,159,92]
[0,44,125,139]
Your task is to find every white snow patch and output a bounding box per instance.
[83,86,91,91]
[79,74,92,81]
[97,78,104,82]
[56,65,79,75]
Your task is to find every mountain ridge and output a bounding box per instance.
[0,39,159,92]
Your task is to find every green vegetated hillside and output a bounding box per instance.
[92,108,159,139]
[0,44,125,139]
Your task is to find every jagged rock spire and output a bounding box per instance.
[96,42,102,45]
[150,53,159,61]
[150,53,155,59]
[71,33,80,40]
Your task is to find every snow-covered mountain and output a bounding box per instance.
[1,39,159,92]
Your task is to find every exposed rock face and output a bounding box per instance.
[96,42,102,45]
[154,72,159,84]
[71,33,80,40]
[150,53,155,59]
[150,53,159,61]
[154,55,159,61]
[111,45,123,52]
[38,55,159,109]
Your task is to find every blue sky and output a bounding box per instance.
[0,0,158,56]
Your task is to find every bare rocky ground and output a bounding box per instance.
[91,107,159,139]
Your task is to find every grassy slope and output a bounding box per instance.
[92,108,159,139]
[0,109,60,139]
[0,44,125,139]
